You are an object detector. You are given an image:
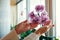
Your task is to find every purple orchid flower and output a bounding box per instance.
[29,5,50,26]
[29,11,39,23]
[29,11,50,24]
[41,11,49,21]
[31,16,42,24]
[40,11,50,25]
[35,5,44,12]
[29,11,35,18]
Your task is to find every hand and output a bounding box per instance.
[15,20,38,34]
[35,20,54,35]
[23,21,54,40]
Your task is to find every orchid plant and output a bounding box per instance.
[29,5,50,26]
[20,5,50,40]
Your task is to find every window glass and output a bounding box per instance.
[17,0,26,24]
[30,0,45,12]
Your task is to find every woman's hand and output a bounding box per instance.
[15,19,54,35]
[23,20,54,40]
[15,20,38,34]
[35,20,54,35]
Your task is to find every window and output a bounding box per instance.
[17,0,45,24]
[30,0,45,12]
[17,0,26,24]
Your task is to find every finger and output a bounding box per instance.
[44,20,50,26]
[22,20,27,23]
[35,26,47,35]
[29,23,38,29]
[47,20,54,28]
[15,24,30,34]
[15,21,30,34]
[15,20,27,30]
[47,24,54,29]
[35,24,54,35]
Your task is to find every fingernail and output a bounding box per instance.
[52,25,54,26]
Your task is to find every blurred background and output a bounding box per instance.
[0,0,58,40]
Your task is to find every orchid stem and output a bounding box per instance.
[38,12,40,16]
